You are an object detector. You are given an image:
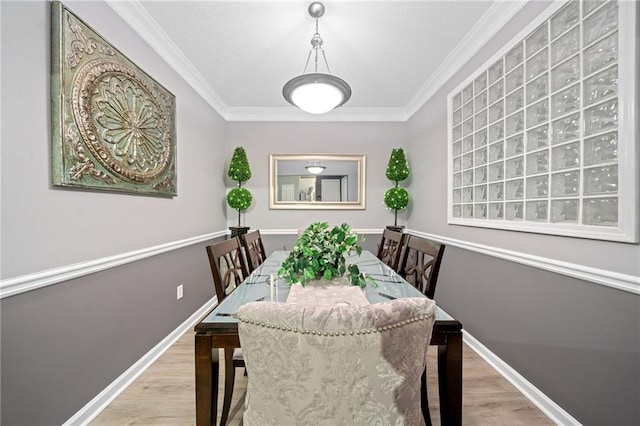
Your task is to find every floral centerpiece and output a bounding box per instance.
[278,222,373,288]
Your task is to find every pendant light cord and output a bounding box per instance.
[302,18,332,74]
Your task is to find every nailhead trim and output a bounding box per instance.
[237,313,433,336]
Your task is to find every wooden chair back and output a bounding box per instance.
[206,237,249,303]
[398,235,446,299]
[376,228,406,272]
[241,230,267,272]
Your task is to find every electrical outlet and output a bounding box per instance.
[177,284,183,300]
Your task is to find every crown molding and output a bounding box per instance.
[107,0,528,123]
[225,107,409,122]
[105,0,229,119]
[405,0,528,118]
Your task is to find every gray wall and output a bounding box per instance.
[226,121,409,230]
[437,247,639,425]
[263,233,381,256]
[1,1,227,424]
[1,0,228,279]
[407,2,640,424]
[0,239,223,425]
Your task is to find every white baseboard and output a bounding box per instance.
[462,330,581,426]
[65,296,580,426]
[63,297,218,426]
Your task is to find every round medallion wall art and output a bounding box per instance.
[51,1,177,196]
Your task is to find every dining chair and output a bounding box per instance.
[376,228,406,272]
[206,237,250,303]
[240,230,267,273]
[205,237,250,425]
[398,235,446,300]
[238,297,437,426]
[397,235,446,425]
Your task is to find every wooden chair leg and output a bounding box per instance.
[220,348,235,426]
[421,368,432,426]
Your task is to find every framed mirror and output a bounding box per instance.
[269,154,366,209]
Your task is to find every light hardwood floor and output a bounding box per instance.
[91,330,553,425]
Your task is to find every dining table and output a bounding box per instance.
[194,250,463,425]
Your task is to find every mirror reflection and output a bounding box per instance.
[269,154,366,209]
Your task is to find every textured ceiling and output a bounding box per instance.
[111,1,526,120]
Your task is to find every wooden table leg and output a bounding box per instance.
[438,331,463,426]
[195,334,215,426]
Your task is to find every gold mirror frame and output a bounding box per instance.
[269,154,366,210]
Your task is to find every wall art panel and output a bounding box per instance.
[51,1,177,196]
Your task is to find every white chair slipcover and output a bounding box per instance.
[238,285,435,426]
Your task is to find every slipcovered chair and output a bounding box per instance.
[238,297,436,426]
[376,228,406,272]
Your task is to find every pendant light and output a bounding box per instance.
[283,2,351,114]
[305,161,326,174]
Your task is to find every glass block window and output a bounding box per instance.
[448,0,638,242]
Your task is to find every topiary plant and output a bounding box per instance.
[227,147,253,227]
[384,148,410,227]
[278,222,373,288]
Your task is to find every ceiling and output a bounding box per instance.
[108,1,527,121]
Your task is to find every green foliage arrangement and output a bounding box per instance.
[227,187,252,210]
[228,147,252,182]
[227,147,252,226]
[278,222,373,288]
[384,187,409,210]
[385,148,410,182]
[384,148,410,227]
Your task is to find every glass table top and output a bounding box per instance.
[199,250,453,326]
